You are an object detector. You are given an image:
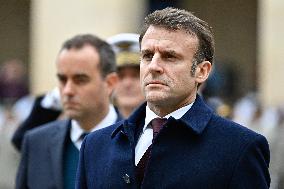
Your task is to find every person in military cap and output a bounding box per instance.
[108,33,145,118]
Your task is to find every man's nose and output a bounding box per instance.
[62,80,75,96]
[148,54,163,73]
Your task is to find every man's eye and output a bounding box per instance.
[164,54,176,60]
[57,76,67,85]
[74,77,89,85]
[142,53,153,61]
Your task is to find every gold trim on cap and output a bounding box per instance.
[117,52,140,66]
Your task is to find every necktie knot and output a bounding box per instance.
[151,118,167,139]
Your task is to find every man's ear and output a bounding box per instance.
[195,61,212,84]
[105,72,119,96]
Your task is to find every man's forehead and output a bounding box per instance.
[141,39,197,54]
[58,45,99,58]
[141,26,198,51]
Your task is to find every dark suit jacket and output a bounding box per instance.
[16,111,123,189]
[16,119,70,189]
[76,95,270,189]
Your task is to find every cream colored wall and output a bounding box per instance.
[30,0,146,94]
[258,0,284,107]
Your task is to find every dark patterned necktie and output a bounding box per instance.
[136,118,167,185]
[151,118,167,141]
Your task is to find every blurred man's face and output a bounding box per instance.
[56,45,112,122]
[114,66,144,117]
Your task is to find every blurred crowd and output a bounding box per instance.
[0,58,32,189]
[0,36,283,188]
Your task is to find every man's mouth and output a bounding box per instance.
[146,81,166,86]
[63,101,77,107]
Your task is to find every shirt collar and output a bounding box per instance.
[143,102,194,132]
[70,104,118,143]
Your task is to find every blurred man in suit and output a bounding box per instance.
[16,34,122,189]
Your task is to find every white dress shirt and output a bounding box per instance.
[70,104,118,150]
[135,102,194,165]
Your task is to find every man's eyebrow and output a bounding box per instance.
[56,73,89,79]
[161,50,182,59]
[163,50,178,55]
[56,73,65,78]
[141,49,152,54]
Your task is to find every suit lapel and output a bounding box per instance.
[48,119,70,189]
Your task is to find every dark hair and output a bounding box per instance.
[61,34,116,78]
[139,7,215,69]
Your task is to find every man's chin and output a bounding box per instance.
[145,94,168,105]
[64,110,81,119]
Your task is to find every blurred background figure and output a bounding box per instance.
[0,58,33,126]
[0,58,31,189]
[108,33,145,118]
[11,87,62,151]
[0,59,29,106]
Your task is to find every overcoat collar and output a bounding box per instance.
[111,94,213,139]
[179,94,213,134]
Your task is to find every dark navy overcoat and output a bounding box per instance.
[76,95,270,189]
